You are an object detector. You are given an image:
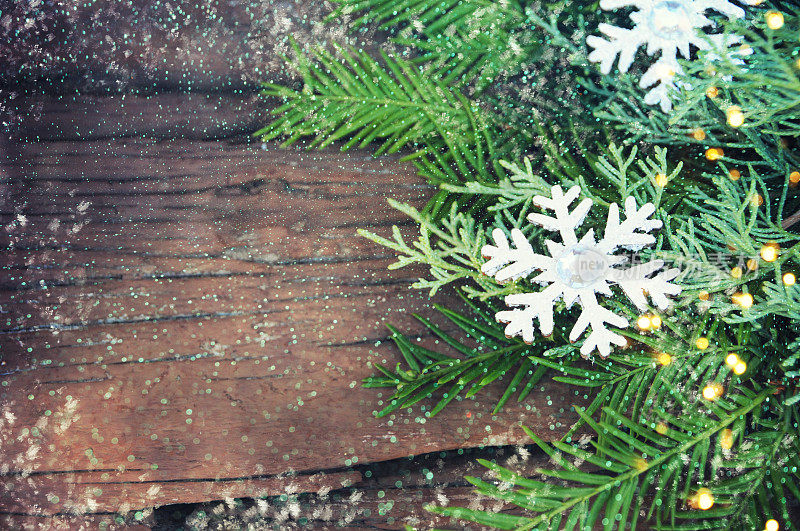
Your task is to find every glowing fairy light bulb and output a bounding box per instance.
[789,171,800,184]
[657,352,672,366]
[765,11,784,30]
[760,243,779,262]
[696,488,715,510]
[705,147,723,161]
[706,86,719,98]
[650,315,662,329]
[655,422,668,435]
[751,194,764,207]
[726,106,744,127]
[696,337,709,350]
[733,292,753,308]
[729,169,741,181]
[654,173,669,187]
[720,428,734,450]
[725,353,740,367]
[637,315,652,330]
[747,258,758,271]
[765,520,780,531]
[731,266,743,279]
[733,361,747,375]
[783,272,796,286]
[692,128,706,140]
[703,383,723,400]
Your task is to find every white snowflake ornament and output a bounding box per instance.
[587,0,751,112]
[481,185,681,358]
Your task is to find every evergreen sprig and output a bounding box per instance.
[255,43,480,157]
[257,1,800,528]
[428,387,784,530]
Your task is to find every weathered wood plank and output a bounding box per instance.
[1,513,150,531]
[157,446,552,530]
[9,94,267,142]
[1,470,363,516]
[0,126,583,518]
[1,0,366,92]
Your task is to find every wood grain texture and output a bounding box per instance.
[164,447,554,530]
[9,94,267,142]
[0,98,584,526]
[1,0,375,92]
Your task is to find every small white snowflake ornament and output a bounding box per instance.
[587,0,752,112]
[481,185,681,358]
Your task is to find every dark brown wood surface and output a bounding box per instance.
[0,95,583,528]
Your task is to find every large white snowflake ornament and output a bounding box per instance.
[587,0,753,112]
[481,185,681,358]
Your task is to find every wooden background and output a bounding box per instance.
[1,4,583,529]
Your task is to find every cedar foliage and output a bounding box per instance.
[258,1,800,528]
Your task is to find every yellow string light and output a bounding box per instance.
[729,168,741,181]
[733,292,754,309]
[655,422,669,435]
[733,361,747,375]
[706,86,719,98]
[731,266,743,279]
[692,128,706,140]
[706,147,723,161]
[703,383,723,400]
[695,488,715,510]
[698,291,710,301]
[726,106,744,127]
[783,272,796,286]
[656,352,672,366]
[720,428,734,450]
[725,353,740,367]
[651,315,662,328]
[751,193,764,207]
[637,315,652,330]
[766,11,784,30]
[633,456,649,471]
[760,243,779,262]
[746,258,758,271]
[789,171,800,184]
[654,173,669,187]
[765,519,780,531]
[696,337,710,350]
